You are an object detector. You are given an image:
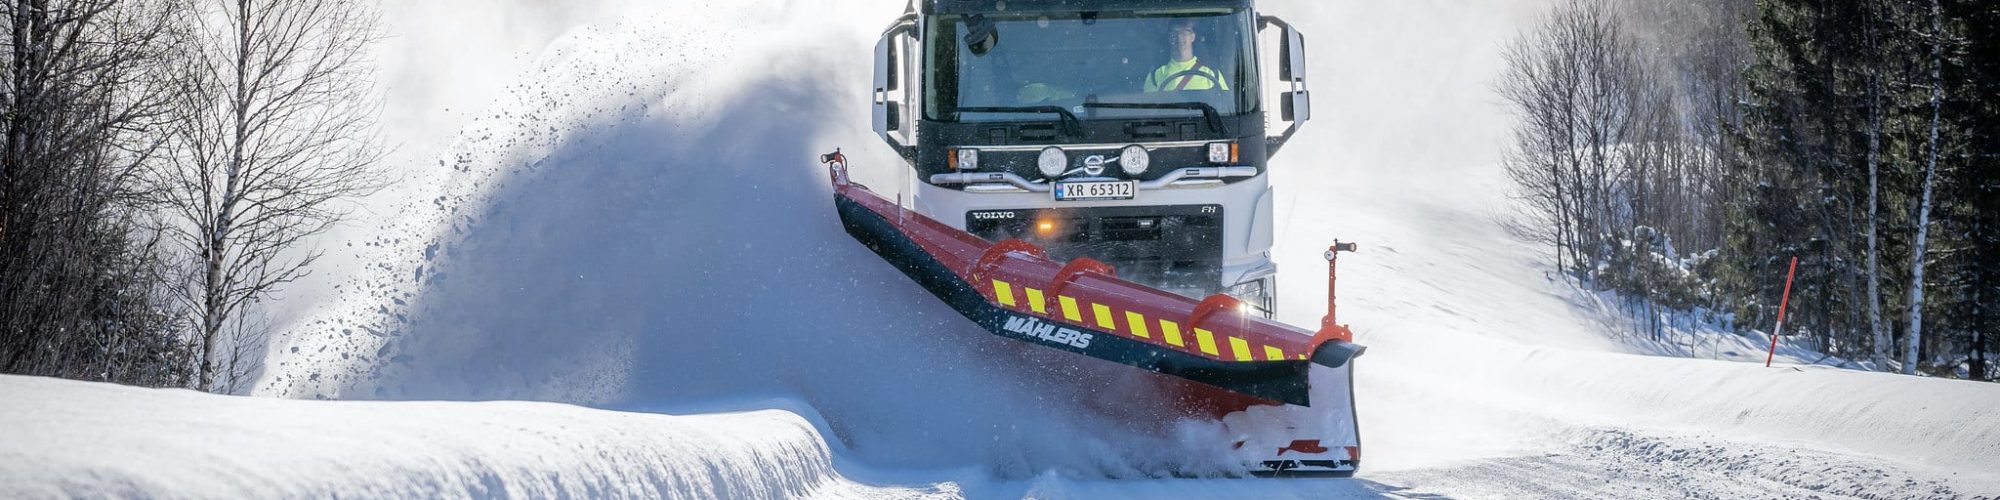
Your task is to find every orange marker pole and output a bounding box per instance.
[1766,256,1799,368]
[1319,240,1358,342]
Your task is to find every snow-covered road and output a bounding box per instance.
[3,1,1997,498]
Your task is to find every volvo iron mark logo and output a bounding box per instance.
[1081,154,1113,176]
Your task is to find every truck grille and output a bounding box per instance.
[966,205,1224,296]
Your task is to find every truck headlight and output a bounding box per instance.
[1038,147,1067,178]
[1207,142,1238,164]
[1120,145,1150,175]
[1225,276,1275,319]
[954,148,979,171]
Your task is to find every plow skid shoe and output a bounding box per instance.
[1233,362,1362,477]
[823,152,1363,474]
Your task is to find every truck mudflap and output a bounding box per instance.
[822,150,1365,409]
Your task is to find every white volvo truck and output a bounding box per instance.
[872,0,1315,317]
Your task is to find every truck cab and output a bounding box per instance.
[873,0,1313,316]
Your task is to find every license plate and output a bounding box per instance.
[1053,180,1136,201]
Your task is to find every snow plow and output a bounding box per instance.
[833,0,1364,476]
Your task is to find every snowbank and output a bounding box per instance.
[1258,149,2000,479]
[0,375,951,499]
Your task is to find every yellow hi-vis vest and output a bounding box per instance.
[1143,57,1230,92]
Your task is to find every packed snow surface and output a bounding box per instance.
[0,376,951,499]
[4,0,1998,498]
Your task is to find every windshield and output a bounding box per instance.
[924,10,1260,124]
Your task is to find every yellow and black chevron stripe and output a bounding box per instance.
[989,278,1307,363]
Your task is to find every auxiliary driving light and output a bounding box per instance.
[953,148,979,170]
[1120,145,1150,175]
[1038,147,1068,178]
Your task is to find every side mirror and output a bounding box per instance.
[872,29,900,135]
[873,23,915,144]
[1280,25,1307,83]
[1261,16,1310,157]
[1283,90,1311,122]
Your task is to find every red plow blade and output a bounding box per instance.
[824,151,1361,406]
[823,151,1364,475]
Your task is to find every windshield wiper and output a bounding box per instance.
[1080,101,1224,134]
[956,106,1084,137]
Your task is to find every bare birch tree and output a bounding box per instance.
[151,0,381,391]
[1865,24,1887,370]
[1501,25,1577,276]
[1500,0,1642,280]
[1902,0,1944,375]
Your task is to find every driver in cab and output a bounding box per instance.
[1143,19,1229,92]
